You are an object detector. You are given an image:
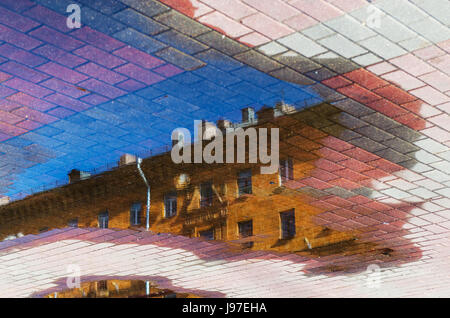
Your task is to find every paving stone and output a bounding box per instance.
[119,0,170,17]
[313,54,360,74]
[374,148,412,164]
[332,99,375,117]
[155,30,208,55]
[324,187,356,199]
[296,186,329,198]
[196,31,249,56]
[381,137,420,154]
[414,150,442,164]
[324,15,376,42]
[374,0,428,25]
[361,112,402,131]
[387,126,425,143]
[380,187,411,200]
[154,47,205,71]
[359,35,407,60]
[352,53,382,67]
[301,24,335,40]
[233,50,283,73]
[375,15,419,43]
[154,10,210,37]
[309,83,345,102]
[258,42,288,56]
[355,125,395,142]
[330,112,367,129]
[277,33,328,58]
[113,8,168,35]
[81,6,127,36]
[269,67,315,86]
[113,28,167,54]
[410,0,450,26]
[194,49,243,72]
[409,17,450,44]
[414,139,449,154]
[348,137,387,153]
[305,67,336,81]
[273,51,321,73]
[398,37,431,52]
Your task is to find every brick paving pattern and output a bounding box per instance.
[0,0,449,297]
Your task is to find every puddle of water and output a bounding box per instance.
[44,279,201,298]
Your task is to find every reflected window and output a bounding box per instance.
[237,169,252,196]
[98,211,109,229]
[164,191,177,218]
[130,202,142,225]
[280,209,295,239]
[68,218,78,228]
[200,182,213,207]
[199,228,214,240]
[238,220,253,248]
[279,158,293,184]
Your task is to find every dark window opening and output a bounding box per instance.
[130,202,142,225]
[280,209,296,239]
[97,280,108,291]
[98,211,109,229]
[237,169,252,196]
[199,228,214,240]
[279,158,294,184]
[238,220,253,248]
[68,218,78,228]
[164,191,177,218]
[200,182,213,207]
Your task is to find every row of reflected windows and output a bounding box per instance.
[67,159,295,233]
[67,207,296,242]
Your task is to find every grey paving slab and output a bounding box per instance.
[277,33,328,58]
[301,24,336,40]
[374,0,428,25]
[309,83,345,102]
[119,0,170,17]
[273,51,321,73]
[375,148,412,164]
[352,52,382,66]
[313,53,360,74]
[324,15,376,42]
[361,112,402,131]
[154,47,205,71]
[196,31,249,56]
[113,27,167,53]
[375,15,418,43]
[414,139,449,154]
[113,8,168,35]
[330,112,367,129]
[304,67,336,81]
[155,29,209,55]
[381,137,420,154]
[348,136,387,153]
[398,37,431,52]
[359,35,407,60]
[409,0,450,26]
[154,10,210,37]
[233,50,283,73]
[332,99,375,117]
[409,17,450,43]
[269,67,316,86]
[355,125,395,142]
[258,42,288,56]
[319,34,367,59]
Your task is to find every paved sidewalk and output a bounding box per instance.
[1,227,449,298]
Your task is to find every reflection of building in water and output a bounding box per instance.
[45,280,201,298]
[0,102,388,254]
